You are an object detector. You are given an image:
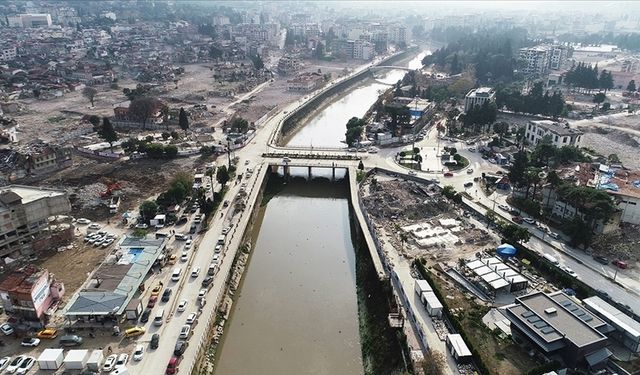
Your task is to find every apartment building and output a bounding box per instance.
[0,266,64,322]
[7,13,53,28]
[0,46,17,62]
[525,120,583,147]
[519,44,570,75]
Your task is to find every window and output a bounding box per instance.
[554,135,558,142]
[563,137,567,143]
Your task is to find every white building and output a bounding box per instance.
[464,87,495,112]
[519,44,569,76]
[525,120,583,148]
[0,46,17,62]
[7,13,52,28]
[353,39,374,60]
[389,26,408,45]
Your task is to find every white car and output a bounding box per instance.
[181,251,189,262]
[407,170,417,176]
[198,289,207,300]
[466,168,474,174]
[498,204,510,212]
[76,218,91,224]
[212,254,220,264]
[20,338,40,347]
[102,239,114,247]
[115,353,128,368]
[1,323,14,335]
[179,325,190,339]
[184,243,192,251]
[549,232,560,240]
[0,356,10,371]
[177,299,188,312]
[6,356,25,374]
[191,267,200,278]
[88,223,101,230]
[132,345,144,361]
[562,266,578,278]
[186,313,197,325]
[15,357,34,375]
[102,354,117,372]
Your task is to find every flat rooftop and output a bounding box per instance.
[583,296,640,339]
[510,291,606,347]
[64,236,166,316]
[531,120,583,136]
[466,87,494,98]
[0,185,65,205]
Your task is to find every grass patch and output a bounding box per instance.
[447,154,470,171]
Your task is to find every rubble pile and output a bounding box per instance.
[362,180,448,221]
[592,224,640,263]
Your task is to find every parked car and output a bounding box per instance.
[88,223,101,230]
[115,353,128,368]
[523,217,536,224]
[511,216,524,224]
[1,323,14,336]
[186,313,197,325]
[498,204,510,212]
[0,356,10,371]
[179,325,190,339]
[133,345,144,361]
[561,266,578,278]
[36,328,58,339]
[124,326,145,338]
[140,309,151,323]
[612,259,628,269]
[161,289,172,302]
[177,300,188,312]
[198,289,207,300]
[148,294,160,307]
[166,356,182,375]
[102,354,117,372]
[201,276,213,287]
[20,338,40,347]
[174,341,187,356]
[444,172,453,177]
[593,256,609,265]
[463,182,473,188]
[466,168,474,174]
[16,356,34,375]
[6,356,26,374]
[548,232,559,239]
[150,334,160,349]
[76,218,91,224]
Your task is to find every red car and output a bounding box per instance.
[512,216,524,224]
[612,259,628,269]
[147,296,158,308]
[166,356,182,374]
[444,172,453,177]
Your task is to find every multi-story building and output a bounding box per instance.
[7,14,53,28]
[519,44,570,75]
[548,45,569,70]
[0,186,71,260]
[464,87,495,112]
[525,120,583,147]
[503,291,611,368]
[0,266,64,322]
[277,56,302,75]
[287,72,324,91]
[389,26,408,45]
[0,46,17,62]
[352,39,374,60]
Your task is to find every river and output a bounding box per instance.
[214,174,363,375]
[286,51,429,148]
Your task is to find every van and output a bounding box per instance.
[59,335,83,347]
[217,235,226,245]
[154,309,165,326]
[175,233,187,241]
[543,254,559,265]
[207,264,219,276]
[171,268,182,281]
[155,231,172,239]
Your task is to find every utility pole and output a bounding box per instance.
[226,138,231,167]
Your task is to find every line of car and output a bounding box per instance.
[83,230,118,247]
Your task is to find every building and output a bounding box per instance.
[0,46,17,62]
[525,120,583,147]
[591,165,640,226]
[583,296,640,353]
[287,72,324,91]
[465,257,528,293]
[446,334,473,363]
[503,291,611,368]
[0,186,71,261]
[352,40,374,60]
[277,56,301,75]
[0,266,64,322]
[64,236,167,322]
[464,87,495,112]
[7,14,53,28]
[548,45,570,70]
[519,45,570,76]
[389,26,408,45]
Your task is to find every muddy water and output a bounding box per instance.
[286,51,429,149]
[214,176,362,375]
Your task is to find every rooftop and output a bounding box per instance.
[507,291,607,348]
[64,236,166,316]
[0,185,65,205]
[530,120,583,137]
[593,167,640,200]
[466,87,494,98]
[583,296,640,339]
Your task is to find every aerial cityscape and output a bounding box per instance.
[1,1,640,374]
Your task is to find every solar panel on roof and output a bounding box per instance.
[541,327,555,334]
[560,300,572,307]
[582,315,593,322]
[575,310,586,316]
[527,316,540,323]
[534,321,547,328]
[568,305,579,311]
[521,311,535,318]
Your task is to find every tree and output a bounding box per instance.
[178,107,189,135]
[82,87,98,107]
[508,150,529,188]
[627,80,636,92]
[493,121,509,139]
[139,201,158,223]
[358,160,364,170]
[98,117,118,150]
[602,102,611,111]
[88,115,101,128]
[501,223,531,243]
[129,97,161,130]
[593,92,606,109]
[345,116,365,147]
[216,165,230,187]
[230,117,249,133]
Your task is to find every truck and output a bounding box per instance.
[86,350,104,372]
[543,253,559,265]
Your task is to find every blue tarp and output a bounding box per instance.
[496,243,517,257]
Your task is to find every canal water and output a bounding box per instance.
[214,173,363,375]
[286,52,428,148]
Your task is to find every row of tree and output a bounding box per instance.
[495,82,565,118]
[565,63,614,93]
[460,101,497,132]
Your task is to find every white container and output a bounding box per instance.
[86,350,104,371]
[64,349,90,370]
[38,348,64,370]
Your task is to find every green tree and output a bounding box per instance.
[230,117,249,133]
[139,201,158,222]
[593,92,606,109]
[164,145,178,158]
[98,117,118,150]
[82,87,98,107]
[508,150,529,188]
[216,165,230,187]
[627,80,636,92]
[178,107,189,135]
[129,97,161,130]
[345,116,365,147]
[493,121,509,139]
[161,132,170,140]
[501,223,531,243]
